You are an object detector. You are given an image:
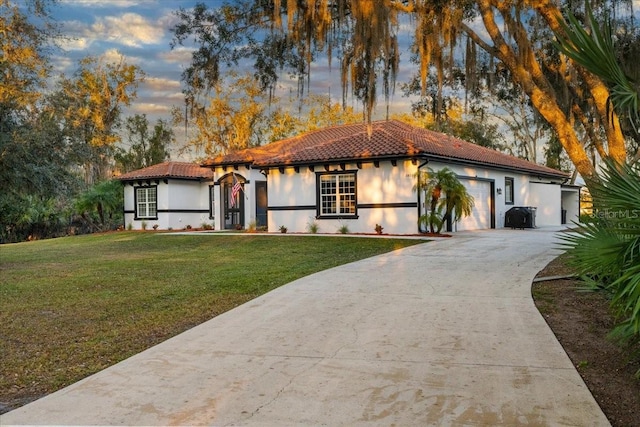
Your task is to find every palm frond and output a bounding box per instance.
[560,159,640,345]
[555,5,640,130]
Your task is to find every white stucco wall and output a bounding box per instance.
[424,162,535,230]
[267,160,421,234]
[418,162,566,230]
[122,179,212,231]
[265,160,566,234]
[122,160,566,233]
[527,182,562,226]
[561,186,581,225]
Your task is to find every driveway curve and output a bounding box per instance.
[1,228,610,426]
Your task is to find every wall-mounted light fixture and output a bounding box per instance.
[497,188,503,195]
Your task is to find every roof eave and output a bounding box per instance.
[255,153,424,169]
[255,153,568,180]
[117,175,211,182]
[421,154,569,180]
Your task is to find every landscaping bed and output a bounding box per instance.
[533,255,640,427]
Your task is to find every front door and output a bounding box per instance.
[255,181,267,228]
[223,177,244,230]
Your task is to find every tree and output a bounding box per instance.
[174,71,361,157]
[0,0,82,242]
[414,167,474,234]
[560,160,640,367]
[266,93,361,142]
[555,3,639,140]
[172,1,636,188]
[0,113,82,242]
[115,114,173,173]
[174,71,271,157]
[74,180,123,232]
[0,0,55,113]
[52,56,145,183]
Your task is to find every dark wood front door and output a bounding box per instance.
[255,181,267,228]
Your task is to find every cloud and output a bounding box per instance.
[145,77,181,91]
[58,13,164,51]
[158,47,195,64]
[60,0,157,8]
[50,54,75,76]
[130,102,173,114]
[57,21,91,51]
[91,13,164,47]
[99,48,143,66]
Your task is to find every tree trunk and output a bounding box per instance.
[467,0,629,188]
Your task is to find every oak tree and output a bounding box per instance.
[172,0,638,187]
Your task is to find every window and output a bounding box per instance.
[505,177,514,205]
[209,185,215,220]
[318,172,357,217]
[135,186,157,219]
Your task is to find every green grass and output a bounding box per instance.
[0,232,423,410]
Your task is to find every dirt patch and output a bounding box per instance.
[533,255,640,427]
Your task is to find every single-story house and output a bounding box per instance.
[118,120,579,233]
[117,161,215,230]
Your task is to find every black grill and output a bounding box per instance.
[504,206,537,229]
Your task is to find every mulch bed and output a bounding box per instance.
[532,256,640,427]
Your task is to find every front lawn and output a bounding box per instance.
[0,232,423,413]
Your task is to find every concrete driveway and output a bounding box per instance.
[1,228,610,426]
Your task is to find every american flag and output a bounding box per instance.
[230,179,242,207]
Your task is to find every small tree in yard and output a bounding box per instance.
[415,167,474,234]
[74,180,123,232]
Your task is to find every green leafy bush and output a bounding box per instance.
[560,160,640,366]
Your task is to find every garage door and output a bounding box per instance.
[455,179,493,231]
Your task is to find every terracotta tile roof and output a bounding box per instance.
[116,161,214,181]
[204,120,569,179]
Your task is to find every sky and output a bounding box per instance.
[45,0,417,129]
[39,0,422,158]
[50,0,219,123]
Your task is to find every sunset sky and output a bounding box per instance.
[46,0,418,131]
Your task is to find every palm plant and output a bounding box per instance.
[74,180,124,231]
[559,160,640,356]
[414,167,474,233]
[555,4,639,133]
[441,180,475,233]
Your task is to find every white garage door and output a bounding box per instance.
[455,179,493,231]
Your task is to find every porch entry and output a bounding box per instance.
[222,174,245,230]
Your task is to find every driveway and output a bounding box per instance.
[1,228,610,426]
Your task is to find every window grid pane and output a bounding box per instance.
[505,178,514,204]
[319,173,355,216]
[136,187,157,218]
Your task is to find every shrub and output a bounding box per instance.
[560,160,640,371]
[307,220,319,234]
